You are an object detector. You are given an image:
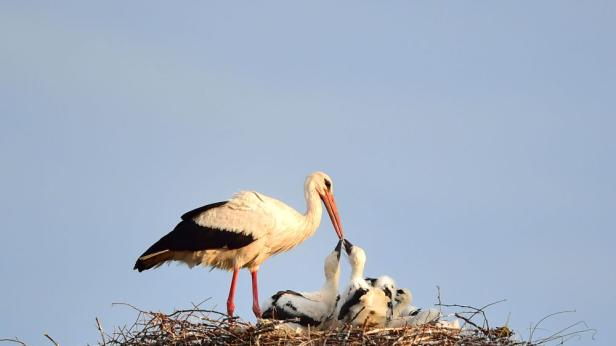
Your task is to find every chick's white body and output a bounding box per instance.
[335,241,389,327]
[261,241,342,330]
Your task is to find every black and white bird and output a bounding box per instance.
[336,240,389,327]
[392,288,413,318]
[133,172,345,318]
[387,284,458,328]
[365,275,397,319]
[389,305,442,327]
[261,240,343,330]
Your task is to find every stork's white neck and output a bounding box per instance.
[265,187,323,256]
[350,252,366,280]
[321,271,340,299]
[351,264,365,280]
[303,186,323,234]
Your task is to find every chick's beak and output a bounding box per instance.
[343,239,354,255]
[334,239,343,259]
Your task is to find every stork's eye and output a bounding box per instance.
[324,179,331,189]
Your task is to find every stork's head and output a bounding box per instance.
[343,239,366,273]
[394,288,413,307]
[372,276,396,300]
[305,171,344,240]
[392,288,413,317]
[323,240,343,281]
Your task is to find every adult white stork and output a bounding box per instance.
[133,172,345,318]
[260,240,342,330]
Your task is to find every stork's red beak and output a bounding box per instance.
[320,190,344,240]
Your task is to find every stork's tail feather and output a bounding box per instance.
[133,251,173,272]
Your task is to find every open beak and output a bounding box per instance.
[320,190,344,240]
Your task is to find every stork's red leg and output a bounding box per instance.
[227,268,239,317]
[251,270,261,318]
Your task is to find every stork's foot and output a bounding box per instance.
[252,303,262,318]
[227,300,235,318]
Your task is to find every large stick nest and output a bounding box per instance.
[94,301,593,346]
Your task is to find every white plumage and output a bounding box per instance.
[392,288,413,318]
[365,275,397,319]
[332,240,447,329]
[388,307,442,327]
[261,240,342,330]
[335,240,389,327]
[134,172,345,318]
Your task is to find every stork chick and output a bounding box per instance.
[392,288,413,318]
[261,240,343,330]
[389,306,441,327]
[336,240,389,327]
[365,275,397,319]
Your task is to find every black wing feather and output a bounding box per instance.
[338,288,369,320]
[262,290,320,326]
[137,219,255,259]
[134,201,255,271]
[365,277,377,286]
[181,201,228,221]
[270,290,305,304]
[262,303,321,326]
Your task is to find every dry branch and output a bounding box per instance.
[43,333,59,346]
[0,338,27,346]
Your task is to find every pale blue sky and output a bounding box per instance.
[1,1,614,345]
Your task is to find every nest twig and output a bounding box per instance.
[92,300,593,346]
